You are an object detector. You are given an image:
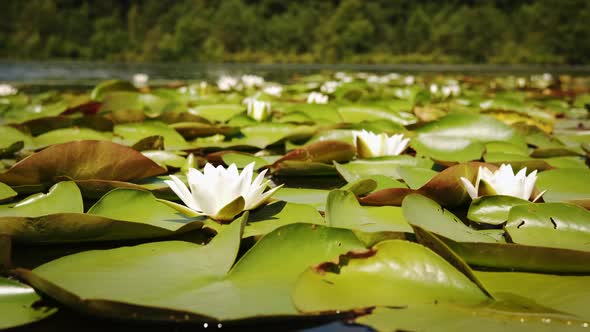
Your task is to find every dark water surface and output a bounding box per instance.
[2,60,590,86]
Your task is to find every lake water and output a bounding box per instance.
[2,60,590,86]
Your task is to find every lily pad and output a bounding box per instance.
[326,190,412,233]
[536,168,590,206]
[334,156,434,183]
[272,187,330,211]
[244,201,325,237]
[356,302,587,332]
[114,121,189,150]
[293,240,490,312]
[467,195,531,225]
[0,140,166,186]
[505,203,590,252]
[0,181,83,217]
[402,194,497,243]
[20,221,365,322]
[0,276,57,329]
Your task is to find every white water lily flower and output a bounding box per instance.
[321,81,340,94]
[430,84,439,94]
[246,98,271,121]
[263,84,283,97]
[460,164,544,201]
[241,74,264,88]
[307,92,329,104]
[335,72,353,83]
[217,75,240,91]
[165,162,282,221]
[353,130,410,158]
[367,75,390,84]
[404,76,415,85]
[132,73,149,88]
[0,84,18,96]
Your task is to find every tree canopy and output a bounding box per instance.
[0,0,589,64]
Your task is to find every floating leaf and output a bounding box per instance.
[326,190,412,233]
[0,277,57,329]
[505,203,590,252]
[0,140,166,186]
[293,240,490,312]
[402,194,496,243]
[20,222,364,322]
[468,195,531,225]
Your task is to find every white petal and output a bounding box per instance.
[523,170,538,200]
[165,175,200,212]
[460,177,478,199]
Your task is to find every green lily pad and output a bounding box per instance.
[272,187,330,211]
[0,187,202,244]
[293,240,490,312]
[338,106,417,126]
[413,114,524,162]
[468,195,531,225]
[477,271,590,319]
[188,104,244,123]
[21,221,364,322]
[334,156,434,183]
[141,150,186,169]
[356,302,587,332]
[0,126,33,149]
[0,181,17,202]
[221,152,269,169]
[0,276,57,329]
[0,181,83,217]
[90,80,137,101]
[505,203,590,252]
[244,201,325,237]
[33,127,112,148]
[402,194,497,243]
[114,121,189,150]
[326,190,412,233]
[536,168,590,206]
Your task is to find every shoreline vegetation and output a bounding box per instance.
[1,0,589,65]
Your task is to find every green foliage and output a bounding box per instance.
[1,0,589,64]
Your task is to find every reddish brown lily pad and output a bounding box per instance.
[360,162,497,207]
[0,140,166,186]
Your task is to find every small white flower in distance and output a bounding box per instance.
[460,164,544,201]
[217,76,240,91]
[404,76,415,85]
[246,98,271,121]
[307,92,329,104]
[165,162,282,222]
[0,84,18,96]
[241,74,265,88]
[263,84,283,97]
[335,72,353,83]
[321,81,340,94]
[132,73,149,88]
[353,130,410,158]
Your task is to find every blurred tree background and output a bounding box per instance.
[0,0,589,64]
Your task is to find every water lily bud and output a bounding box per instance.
[246,99,271,122]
